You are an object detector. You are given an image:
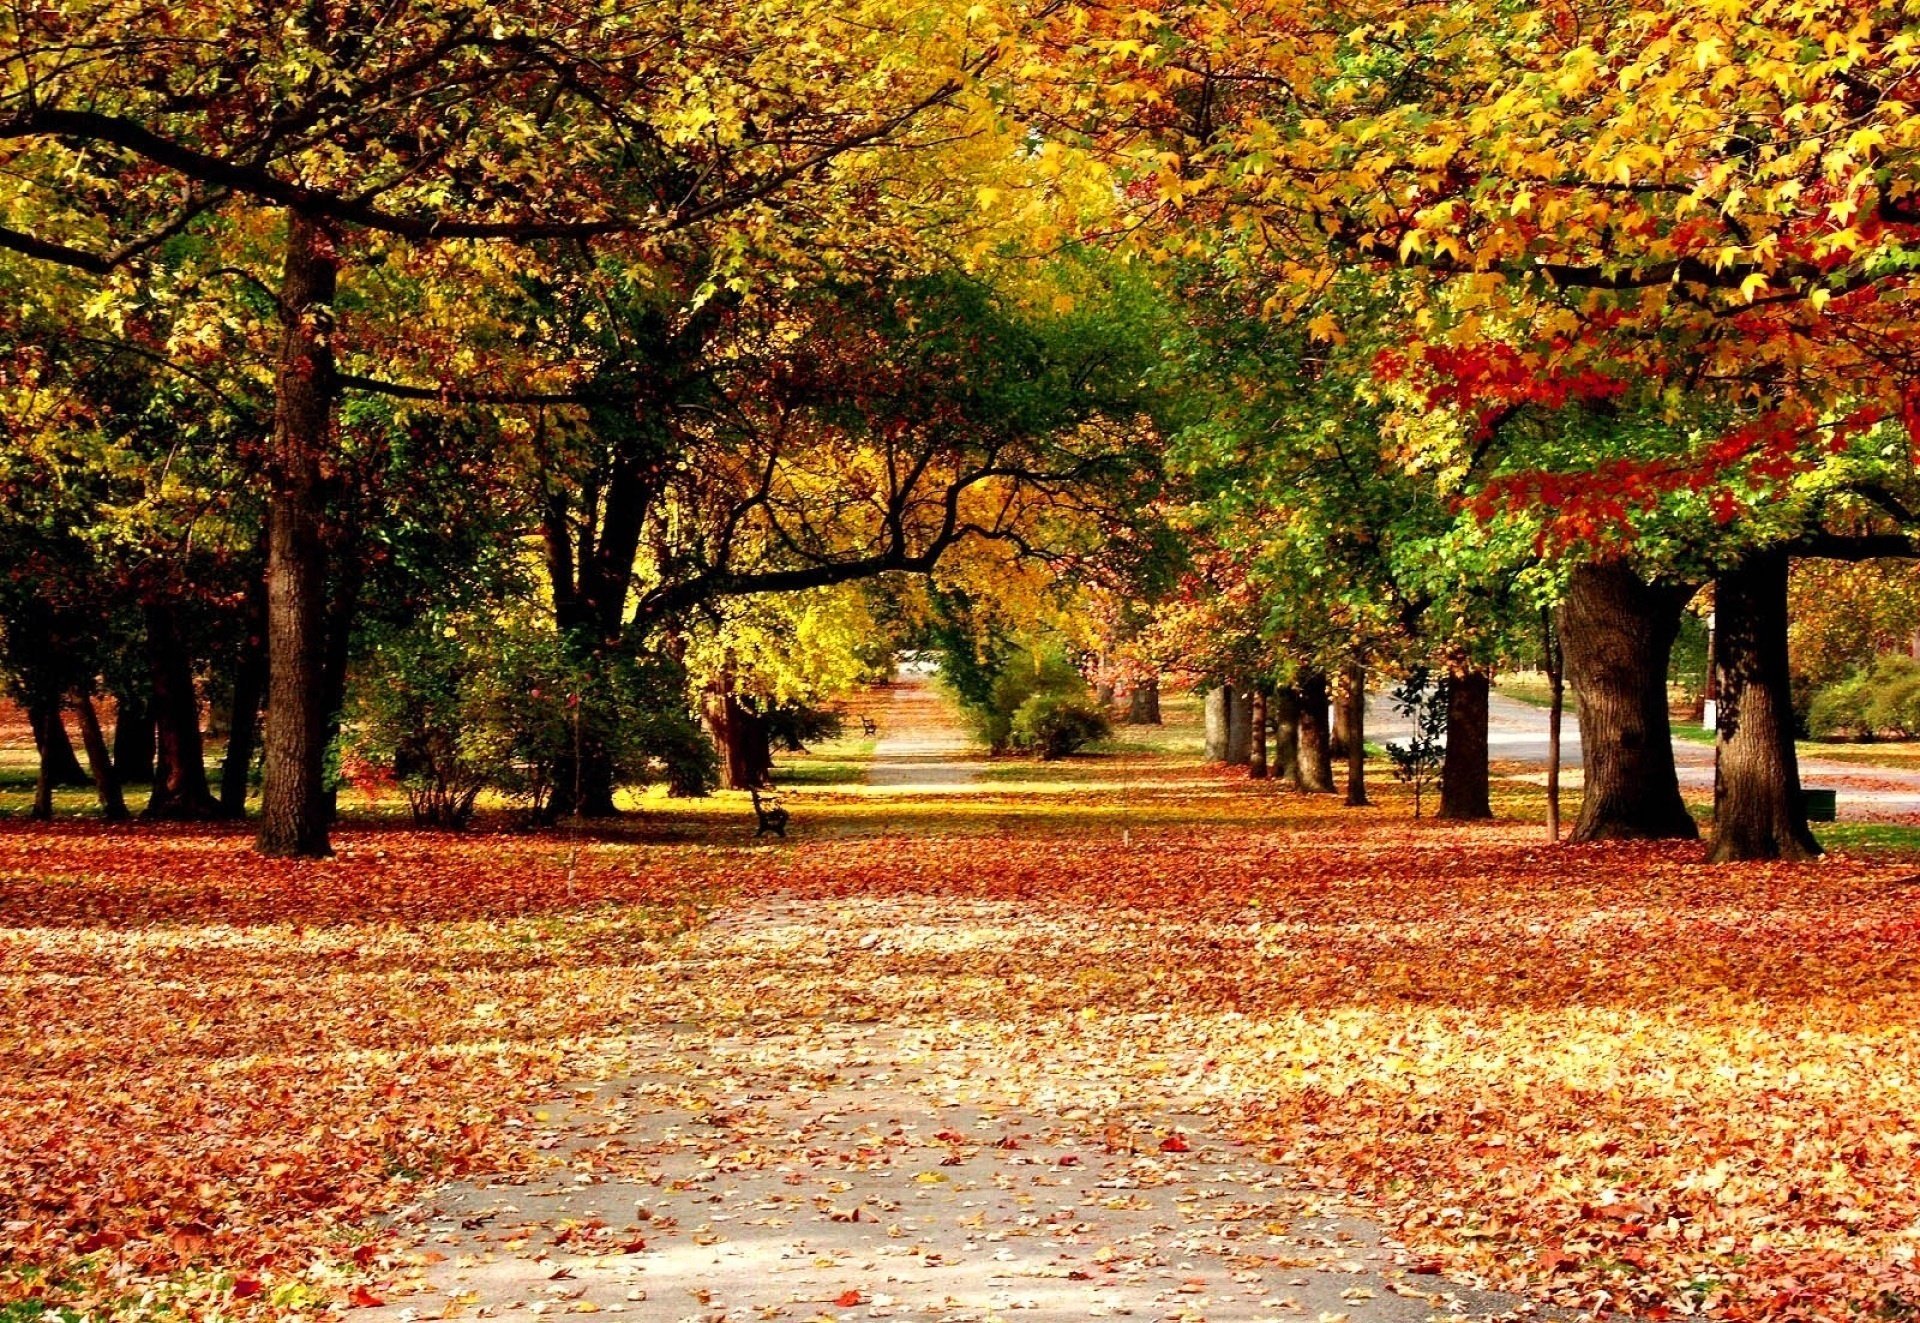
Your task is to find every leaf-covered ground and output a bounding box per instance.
[4,682,1920,1321]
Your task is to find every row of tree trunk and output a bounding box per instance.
[25,599,269,825]
[1204,667,1491,818]
[1196,551,1810,863]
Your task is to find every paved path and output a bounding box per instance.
[362,686,1540,1323]
[865,671,988,790]
[1369,690,1920,821]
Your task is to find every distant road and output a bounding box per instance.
[1367,689,1920,822]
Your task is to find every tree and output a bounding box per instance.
[2,0,1031,855]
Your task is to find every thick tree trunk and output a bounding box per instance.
[1226,686,1253,765]
[1203,685,1232,762]
[143,601,220,820]
[1342,662,1368,807]
[1249,689,1268,778]
[1709,550,1820,862]
[1329,684,1352,760]
[28,701,88,788]
[73,693,129,822]
[1125,676,1161,725]
[1438,669,1493,820]
[112,690,155,784]
[1560,562,1699,841]
[1295,670,1335,793]
[220,578,268,817]
[1270,688,1301,784]
[257,212,339,857]
[707,692,772,790]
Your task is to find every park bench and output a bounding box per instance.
[750,787,789,838]
[859,715,878,737]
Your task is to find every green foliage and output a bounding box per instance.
[1808,656,1920,741]
[1009,689,1111,760]
[345,613,713,825]
[955,647,1104,756]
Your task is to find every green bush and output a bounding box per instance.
[346,613,713,826]
[1808,673,1872,740]
[950,647,1108,756]
[1010,690,1112,759]
[1809,655,1920,740]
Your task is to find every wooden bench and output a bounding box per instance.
[750,787,789,838]
[859,715,878,737]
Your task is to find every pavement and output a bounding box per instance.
[364,900,1537,1323]
[359,680,1545,1323]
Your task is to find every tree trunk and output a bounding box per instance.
[1125,676,1161,724]
[316,554,364,824]
[1295,670,1335,793]
[257,212,339,857]
[1343,662,1368,807]
[1226,686,1253,765]
[1249,689,1268,778]
[1329,682,1352,759]
[1709,549,1820,862]
[143,601,220,820]
[112,690,155,784]
[1203,685,1232,762]
[1270,688,1301,784]
[1438,669,1493,820]
[73,693,129,822]
[1560,562,1699,841]
[28,700,88,788]
[220,576,269,818]
[708,691,772,790]
[1545,610,1565,843]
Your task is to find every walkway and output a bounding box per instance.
[363,681,1537,1323]
[865,667,986,789]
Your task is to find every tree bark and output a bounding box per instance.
[1545,611,1565,843]
[218,564,269,817]
[1295,670,1335,793]
[1708,549,1820,862]
[143,600,220,820]
[1226,685,1253,765]
[1438,669,1493,820]
[1329,682,1352,759]
[707,691,772,789]
[257,212,339,857]
[1560,562,1699,841]
[1270,687,1301,784]
[28,701,88,788]
[1124,676,1161,724]
[1249,689,1268,778]
[1343,662,1368,807]
[111,690,155,784]
[73,693,129,822]
[1203,685,1232,762]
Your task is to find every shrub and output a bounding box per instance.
[1808,655,1920,740]
[1865,655,1920,738]
[1808,673,1873,740]
[346,614,713,826]
[1010,690,1111,759]
[949,647,1107,756]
